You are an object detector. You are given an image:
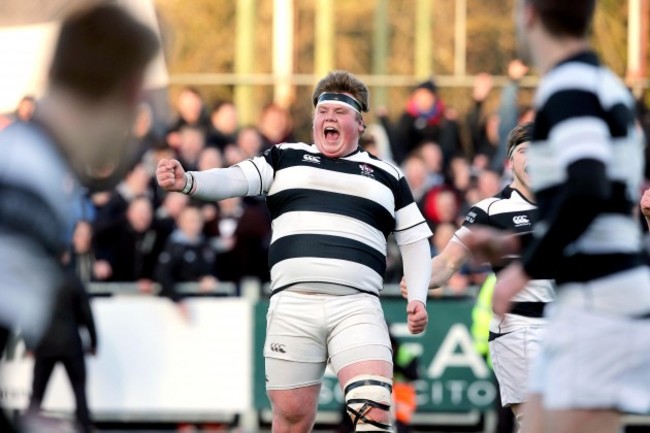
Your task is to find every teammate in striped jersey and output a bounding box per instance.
[401,123,554,431]
[156,71,433,433]
[483,1,650,433]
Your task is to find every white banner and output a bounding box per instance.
[0,297,253,416]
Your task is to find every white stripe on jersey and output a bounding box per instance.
[270,257,385,294]
[268,165,395,214]
[271,211,387,254]
[567,214,643,255]
[394,202,431,244]
[527,140,566,192]
[610,132,645,199]
[535,63,635,109]
[551,117,611,168]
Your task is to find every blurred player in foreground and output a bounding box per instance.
[469,1,650,432]
[0,4,158,432]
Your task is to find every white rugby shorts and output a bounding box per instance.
[529,305,650,412]
[264,290,392,390]
[489,325,546,406]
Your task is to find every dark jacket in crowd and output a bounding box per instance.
[94,219,166,282]
[154,230,217,301]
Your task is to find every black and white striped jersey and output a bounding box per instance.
[236,142,432,296]
[0,121,83,340]
[523,51,649,290]
[452,186,555,306]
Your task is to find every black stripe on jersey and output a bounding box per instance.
[269,234,387,277]
[267,189,395,238]
[272,148,402,193]
[555,253,645,284]
[534,90,633,140]
[395,177,416,211]
[0,184,64,254]
[534,177,635,215]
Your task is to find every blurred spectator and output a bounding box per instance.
[93,162,152,233]
[215,196,271,284]
[93,197,165,289]
[359,132,379,156]
[402,154,430,203]
[258,103,295,149]
[69,220,111,284]
[236,125,264,159]
[198,147,224,171]
[177,125,206,171]
[447,156,472,194]
[382,79,462,166]
[154,206,218,301]
[422,186,461,232]
[169,87,211,134]
[26,272,97,433]
[15,95,36,122]
[476,169,502,201]
[132,102,158,152]
[466,73,500,169]
[223,142,246,166]
[417,142,445,188]
[155,192,189,236]
[491,59,529,174]
[208,101,238,150]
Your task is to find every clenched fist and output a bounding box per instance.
[407,300,428,334]
[156,159,187,192]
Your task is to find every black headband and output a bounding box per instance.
[315,92,363,113]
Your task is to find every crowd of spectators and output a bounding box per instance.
[3,63,649,300]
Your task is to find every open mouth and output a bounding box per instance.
[324,126,340,142]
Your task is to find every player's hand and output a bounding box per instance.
[640,188,650,218]
[492,262,530,315]
[156,159,187,192]
[463,226,519,264]
[407,300,428,334]
[399,277,408,299]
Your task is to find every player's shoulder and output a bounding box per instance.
[468,196,501,214]
[351,150,402,180]
[0,122,65,176]
[273,142,318,153]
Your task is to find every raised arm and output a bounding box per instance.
[156,158,249,201]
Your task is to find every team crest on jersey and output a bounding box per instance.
[465,211,477,223]
[512,215,531,227]
[359,163,375,178]
[302,154,321,164]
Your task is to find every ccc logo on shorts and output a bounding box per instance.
[269,343,286,353]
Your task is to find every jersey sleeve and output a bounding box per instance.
[393,177,432,245]
[450,203,492,248]
[235,145,280,196]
